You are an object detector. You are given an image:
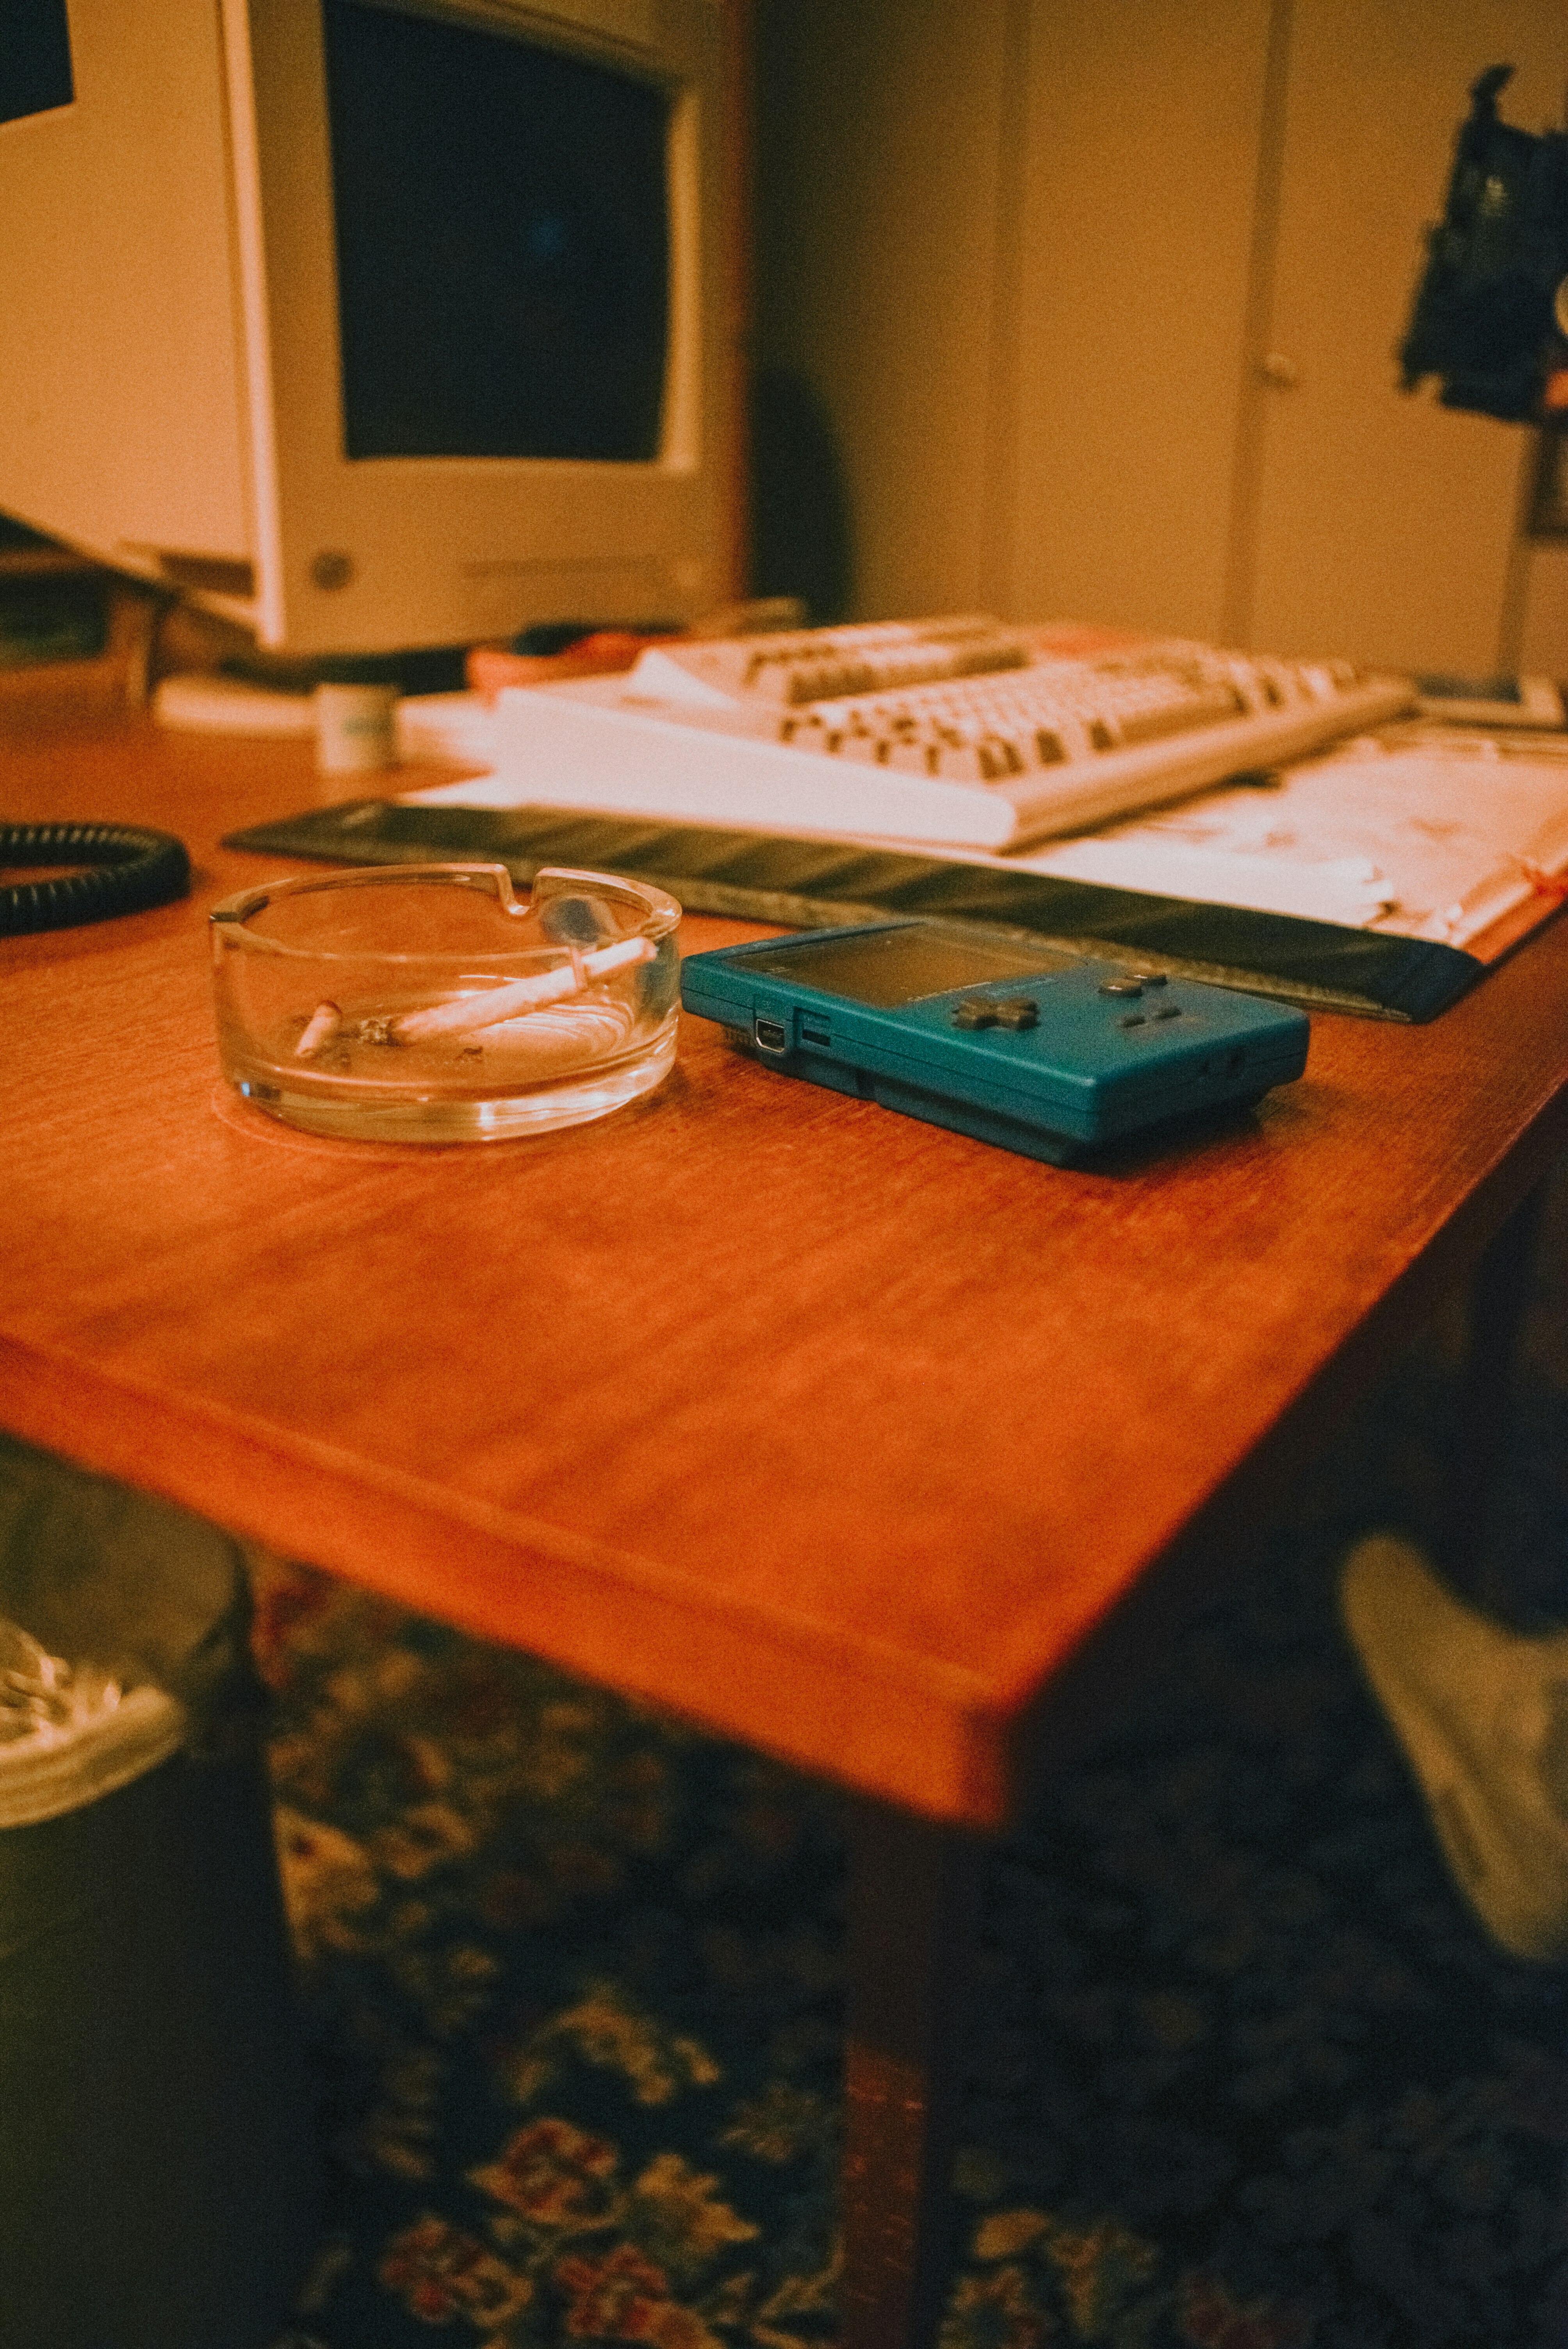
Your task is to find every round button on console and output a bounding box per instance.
[1099,977,1144,997]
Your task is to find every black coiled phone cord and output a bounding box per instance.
[0,823,191,936]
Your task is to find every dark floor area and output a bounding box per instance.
[261,1163,1568,2349]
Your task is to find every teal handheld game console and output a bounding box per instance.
[679,921,1309,1165]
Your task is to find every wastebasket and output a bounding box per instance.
[0,1437,321,2349]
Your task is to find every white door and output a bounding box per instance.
[1241,0,1568,672]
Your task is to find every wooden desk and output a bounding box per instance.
[5,713,1568,2345]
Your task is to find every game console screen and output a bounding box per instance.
[741,927,1076,1007]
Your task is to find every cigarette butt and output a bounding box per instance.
[295,1000,342,1057]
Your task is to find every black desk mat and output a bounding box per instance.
[223,799,1482,1022]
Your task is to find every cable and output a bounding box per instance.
[0,823,191,937]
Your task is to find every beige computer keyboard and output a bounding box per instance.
[477,617,1415,852]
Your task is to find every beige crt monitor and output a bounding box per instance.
[0,0,740,656]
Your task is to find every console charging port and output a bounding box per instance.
[754,1015,789,1053]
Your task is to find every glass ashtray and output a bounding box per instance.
[210,863,682,1141]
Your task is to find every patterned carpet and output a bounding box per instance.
[261,1166,1568,2349]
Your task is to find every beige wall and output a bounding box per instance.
[1521,545,1568,672]
[754,0,1017,618]
[755,0,1568,675]
[1002,0,1273,643]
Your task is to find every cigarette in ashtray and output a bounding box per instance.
[295,1000,342,1057]
[391,934,657,1043]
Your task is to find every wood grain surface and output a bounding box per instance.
[4,713,1568,1825]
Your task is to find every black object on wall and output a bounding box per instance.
[1399,64,1568,425]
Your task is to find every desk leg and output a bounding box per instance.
[841,1799,983,2349]
[1440,1178,1547,1604]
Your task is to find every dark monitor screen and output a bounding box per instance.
[323,0,671,463]
[0,0,73,127]
[741,927,1075,1007]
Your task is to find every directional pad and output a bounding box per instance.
[991,996,1040,1030]
[950,994,1039,1032]
[950,997,997,1030]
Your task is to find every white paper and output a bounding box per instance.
[1009,733,1568,946]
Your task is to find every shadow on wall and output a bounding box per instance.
[748,365,853,625]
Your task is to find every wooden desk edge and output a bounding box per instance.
[8,1057,1568,1838]
[0,1328,1034,1829]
